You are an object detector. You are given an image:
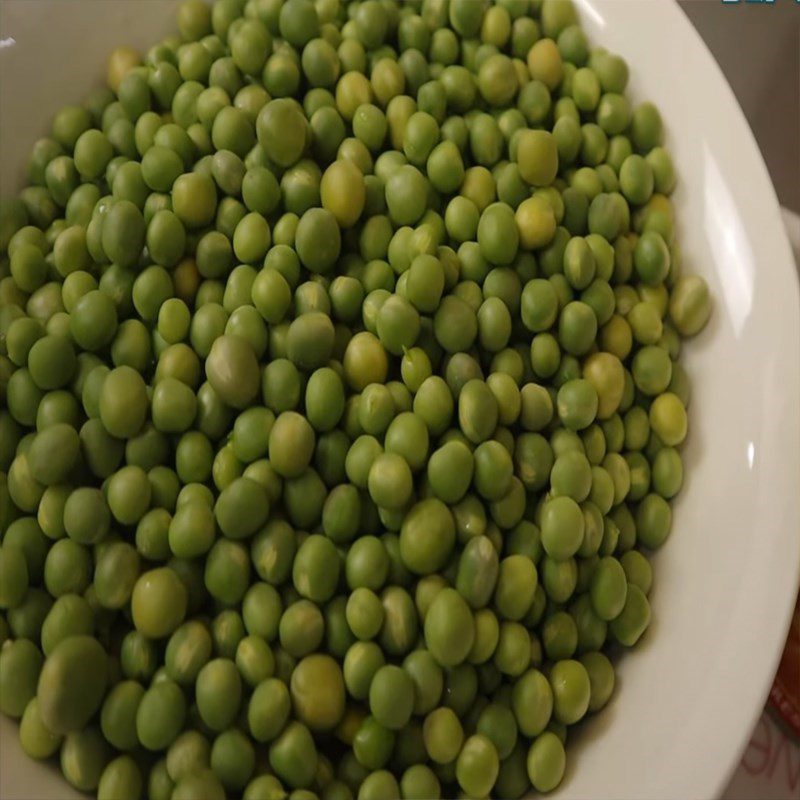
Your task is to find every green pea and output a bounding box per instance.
[492,554,537,622]
[399,498,455,576]
[427,440,474,504]
[456,379,497,444]
[285,310,335,369]
[20,697,64,760]
[620,549,653,597]
[526,730,566,793]
[289,653,345,733]
[0,544,30,610]
[515,129,558,187]
[107,464,152,525]
[269,721,318,790]
[171,769,225,800]
[557,378,599,431]
[96,756,143,800]
[205,538,251,604]
[456,536,500,612]
[423,706,463,766]
[587,556,627,621]
[212,477,267,540]
[195,658,242,733]
[37,636,108,734]
[631,101,663,152]
[478,202,519,266]
[609,584,651,646]
[669,274,711,336]
[94,541,140,610]
[59,727,110,793]
[205,333,260,408]
[25,423,79,487]
[424,588,474,667]
[131,567,187,639]
[136,679,186,751]
[632,345,673,396]
[368,452,413,510]
[399,764,440,800]
[0,638,44,719]
[455,734,499,798]
[248,677,291,742]
[651,446,683,499]
[540,495,585,561]
[293,534,340,603]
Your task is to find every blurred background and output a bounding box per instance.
[679,0,799,214]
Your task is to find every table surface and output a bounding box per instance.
[724,710,800,800]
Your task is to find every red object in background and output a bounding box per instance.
[770,592,800,739]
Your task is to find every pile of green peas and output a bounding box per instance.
[0,0,712,798]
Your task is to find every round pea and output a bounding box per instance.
[424,588,474,667]
[527,731,566,793]
[290,654,345,731]
[456,735,499,799]
[131,567,187,639]
[37,636,108,734]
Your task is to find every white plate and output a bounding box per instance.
[1,2,799,799]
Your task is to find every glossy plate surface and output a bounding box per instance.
[1,1,798,798]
